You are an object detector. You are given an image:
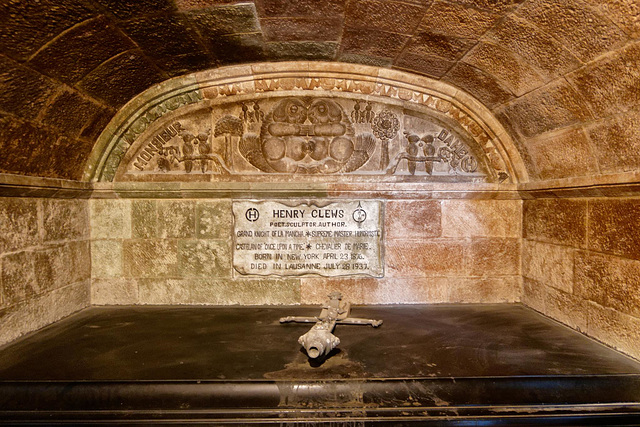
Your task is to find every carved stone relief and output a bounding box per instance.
[90,64,528,183]
[240,98,376,174]
[119,95,494,181]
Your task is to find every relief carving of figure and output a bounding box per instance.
[181,131,195,173]
[152,125,230,174]
[351,101,375,124]
[389,130,479,175]
[127,98,487,180]
[239,102,264,124]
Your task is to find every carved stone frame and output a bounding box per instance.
[84,62,527,184]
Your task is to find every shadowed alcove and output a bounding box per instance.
[1,0,639,423]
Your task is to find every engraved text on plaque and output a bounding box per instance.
[233,200,383,277]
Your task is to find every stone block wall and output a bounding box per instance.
[0,197,91,346]
[6,192,640,363]
[90,197,521,306]
[522,197,640,360]
[304,199,522,304]
[90,199,301,305]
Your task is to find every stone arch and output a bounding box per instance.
[85,63,527,184]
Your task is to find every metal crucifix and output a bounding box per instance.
[280,291,383,359]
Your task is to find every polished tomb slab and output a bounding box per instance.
[0,304,639,425]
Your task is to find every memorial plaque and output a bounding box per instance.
[233,200,383,277]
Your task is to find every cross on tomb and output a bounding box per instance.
[279,291,383,359]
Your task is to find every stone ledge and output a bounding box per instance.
[0,379,639,425]
[519,171,640,198]
[5,172,640,199]
[89,181,519,199]
[0,174,92,198]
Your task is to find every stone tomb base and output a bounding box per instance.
[0,304,639,425]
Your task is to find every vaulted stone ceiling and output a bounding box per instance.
[1,0,638,183]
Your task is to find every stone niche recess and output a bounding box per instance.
[87,63,525,307]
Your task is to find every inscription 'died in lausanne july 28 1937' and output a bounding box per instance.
[232,200,383,277]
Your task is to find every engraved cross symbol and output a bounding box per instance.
[353,202,367,223]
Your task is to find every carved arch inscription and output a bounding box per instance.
[86,63,527,183]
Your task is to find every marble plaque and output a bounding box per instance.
[233,200,383,277]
